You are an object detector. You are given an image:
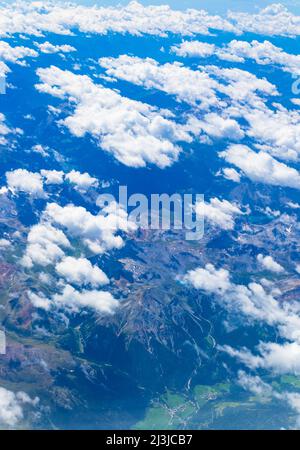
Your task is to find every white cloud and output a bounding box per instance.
[222,167,241,183]
[44,201,137,254]
[222,342,300,375]
[257,254,284,273]
[99,55,277,114]
[220,40,300,75]
[184,263,300,344]
[29,284,118,314]
[0,40,37,67]
[201,65,277,107]
[32,144,49,157]
[40,169,64,185]
[23,197,136,316]
[55,256,109,287]
[0,2,237,39]
[246,106,300,162]
[0,238,10,247]
[187,113,244,141]
[53,284,118,314]
[0,113,13,144]
[6,169,45,197]
[220,145,300,190]
[184,261,300,384]
[171,40,215,58]
[173,39,300,75]
[228,4,300,37]
[237,370,300,427]
[195,197,243,230]
[0,2,298,40]
[21,223,70,268]
[0,386,38,427]
[183,263,231,294]
[36,41,76,54]
[99,55,221,109]
[65,170,98,192]
[237,370,272,396]
[36,66,191,168]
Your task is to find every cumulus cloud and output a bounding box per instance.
[55,256,109,287]
[219,40,300,75]
[201,65,277,107]
[183,263,300,344]
[186,113,244,141]
[172,39,300,75]
[0,386,38,427]
[21,223,71,268]
[257,254,284,273]
[6,169,45,197]
[35,41,76,54]
[100,56,277,115]
[36,66,191,168]
[237,370,272,397]
[0,2,237,39]
[243,106,300,162]
[222,342,300,375]
[0,40,37,68]
[44,201,137,255]
[195,197,243,230]
[183,263,231,294]
[184,261,300,385]
[65,170,98,192]
[171,40,215,58]
[0,2,298,39]
[222,167,241,183]
[228,4,300,37]
[29,284,118,314]
[99,55,221,109]
[40,169,64,185]
[220,145,300,190]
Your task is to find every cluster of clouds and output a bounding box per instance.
[0,40,38,74]
[0,386,38,427]
[21,197,136,314]
[227,3,300,37]
[99,55,222,109]
[2,165,137,316]
[99,55,277,110]
[182,260,300,421]
[36,66,192,168]
[0,2,299,39]
[0,113,13,145]
[5,168,99,197]
[172,39,300,75]
[98,54,300,186]
[220,145,300,190]
[0,1,236,38]
[98,55,299,174]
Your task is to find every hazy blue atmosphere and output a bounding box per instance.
[0,0,300,430]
